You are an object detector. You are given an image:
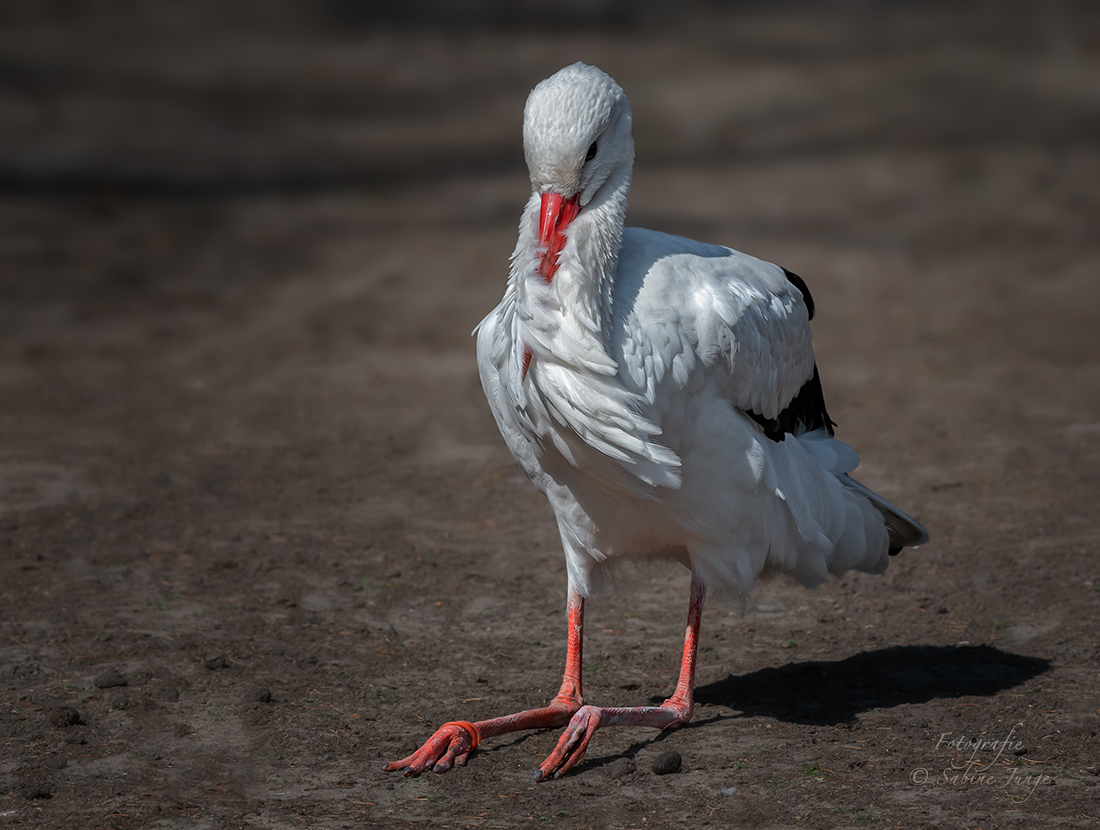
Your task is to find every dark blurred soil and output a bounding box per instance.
[1,4,1098,828]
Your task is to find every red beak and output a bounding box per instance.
[537,192,580,283]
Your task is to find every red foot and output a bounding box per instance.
[533,699,693,781]
[533,704,604,780]
[385,720,480,776]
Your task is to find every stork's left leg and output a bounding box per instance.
[533,571,707,781]
[385,589,586,775]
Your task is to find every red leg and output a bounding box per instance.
[385,589,586,775]
[533,571,706,781]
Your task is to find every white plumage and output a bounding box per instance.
[388,62,927,781]
[477,63,924,605]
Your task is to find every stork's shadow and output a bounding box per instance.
[485,645,1049,777]
[692,644,1049,725]
[557,644,1049,775]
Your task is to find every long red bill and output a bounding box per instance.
[537,192,580,283]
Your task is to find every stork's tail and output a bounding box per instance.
[839,474,929,553]
[795,428,929,555]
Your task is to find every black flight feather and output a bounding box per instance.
[782,267,814,320]
[745,268,835,441]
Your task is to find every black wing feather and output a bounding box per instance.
[782,267,814,320]
[746,362,836,440]
[745,268,835,441]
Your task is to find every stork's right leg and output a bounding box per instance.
[385,589,586,775]
[533,571,706,780]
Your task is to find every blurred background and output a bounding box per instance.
[2,0,1097,528]
[1,1,1094,193]
[1,2,1098,824]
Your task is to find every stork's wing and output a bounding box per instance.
[742,268,836,440]
[616,229,827,437]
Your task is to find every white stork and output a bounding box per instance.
[387,62,927,781]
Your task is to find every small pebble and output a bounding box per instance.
[203,653,229,670]
[23,782,51,800]
[721,785,738,796]
[651,750,682,775]
[94,670,128,689]
[52,706,82,728]
[254,687,272,703]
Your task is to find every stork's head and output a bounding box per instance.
[522,63,633,282]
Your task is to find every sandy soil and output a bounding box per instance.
[1,4,1098,828]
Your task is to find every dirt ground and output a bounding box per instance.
[1,3,1098,828]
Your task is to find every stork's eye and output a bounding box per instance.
[585,141,598,162]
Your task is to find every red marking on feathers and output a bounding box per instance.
[522,344,533,381]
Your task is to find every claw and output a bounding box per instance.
[385,720,481,776]
[534,704,604,781]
